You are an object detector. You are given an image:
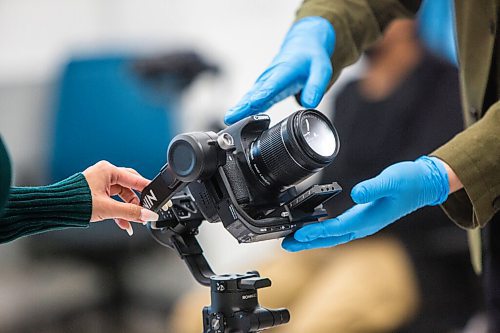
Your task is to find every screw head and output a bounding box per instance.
[217,133,235,150]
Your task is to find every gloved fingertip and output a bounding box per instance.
[282,244,299,252]
[301,90,320,108]
[224,112,242,125]
[281,238,298,252]
[250,89,272,101]
[351,185,368,204]
[226,101,255,124]
[224,114,236,125]
[285,244,307,252]
[293,227,318,242]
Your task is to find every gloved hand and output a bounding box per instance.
[282,156,450,252]
[225,16,336,124]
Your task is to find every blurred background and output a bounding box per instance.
[0,0,486,332]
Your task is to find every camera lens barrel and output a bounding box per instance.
[249,109,339,189]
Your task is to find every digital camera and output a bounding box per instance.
[141,109,341,243]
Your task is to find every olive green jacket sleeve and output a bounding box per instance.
[295,0,500,229]
[295,0,421,83]
[432,102,500,229]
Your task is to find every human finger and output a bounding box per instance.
[282,233,354,252]
[114,218,134,236]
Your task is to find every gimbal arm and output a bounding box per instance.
[149,222,214,286]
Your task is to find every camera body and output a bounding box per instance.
[144,110,341,243]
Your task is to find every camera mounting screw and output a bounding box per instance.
[217,133,235,150]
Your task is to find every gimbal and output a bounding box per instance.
[140,110,341,332]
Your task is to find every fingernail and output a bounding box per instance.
[225,113,241,125]
[251,89,271,101]
[228,102,247,113]
[140,208,159,222]
[294,228,316,242]
[351,185,366,203]
[126,225,133,236]
[142,221,148,226]
[296,233,317,242]
[225,105,248,125]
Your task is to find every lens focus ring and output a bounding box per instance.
[253,121,311,187]
[249,109,338,190]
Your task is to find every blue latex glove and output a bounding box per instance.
[282,156,450,252]
[225,17,335,124]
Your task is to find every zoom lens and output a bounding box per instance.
[249,109,339,189]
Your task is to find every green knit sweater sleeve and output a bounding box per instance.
[0,173,92,243]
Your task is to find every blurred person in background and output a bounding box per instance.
[170,18,481,333]
[0,146,160,241]
[226,0,499,330]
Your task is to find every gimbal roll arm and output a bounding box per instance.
[148,221,214,286]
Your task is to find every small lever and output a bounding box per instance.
[239,277,271,290]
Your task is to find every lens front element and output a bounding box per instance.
[299,112,337,157]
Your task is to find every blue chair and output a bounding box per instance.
[50,54,176,181]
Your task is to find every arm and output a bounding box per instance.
[225,0,421,124]
[432,101,500,228]
[0,160,160,243]
[282,104,499,252]
[443,161,463,193]
[296,0,421,83]
[0,173,92,243]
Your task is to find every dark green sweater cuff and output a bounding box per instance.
[0,173,92,243]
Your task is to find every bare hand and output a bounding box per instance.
[83,161,159,236]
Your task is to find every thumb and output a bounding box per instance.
[351,175,394,204]
[103,199,159,222]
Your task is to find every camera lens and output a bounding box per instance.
[249,109,339,188]
[297,112,338,158]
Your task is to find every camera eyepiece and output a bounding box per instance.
[249,109,339,189]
